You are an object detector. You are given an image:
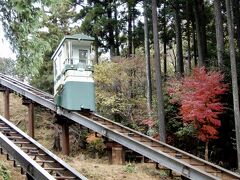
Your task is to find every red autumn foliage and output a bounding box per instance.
[142,118,155,128]
[168,67,228,142]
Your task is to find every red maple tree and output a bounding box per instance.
[168,67,228,160]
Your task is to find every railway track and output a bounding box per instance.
[0,73,240,180]
[0,114,87,180]
[88,113,240,180]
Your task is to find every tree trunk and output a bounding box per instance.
[107,0,115,58]
[191,17,198,66]
[225,0,240,171]
[172,48,177,71]
[163,2,167,77]
[143,0,152,117]
[205,141,209,161]
[202,2,208,63]
[233,0,240,51]
[186,0,191,73]
[94,37,99,64]
[132,9,136,55]
[127,1,133,57]
[152,0,166,143]
[163,43,167,76]
[193,0,206,66]
[114,1,120,56]
[175,0,184,75]
[214,0,224,68]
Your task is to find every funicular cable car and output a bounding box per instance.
[51,34,95,111]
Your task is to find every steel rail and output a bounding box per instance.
[58,109,240,180]
[0,74,53,97]
[0,73,240,179]
[91,113,240,178]
[0,116,87,180]
[0,132,55,180]
[0,74,56,111]
[59,109,219,180]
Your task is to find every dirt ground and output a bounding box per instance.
[0,93,174,180]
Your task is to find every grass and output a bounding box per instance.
[0,93,173,180]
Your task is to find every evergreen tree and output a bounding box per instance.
[152,0,166,142]
[214,0,224,68]
[143,0,152,117]
[174,0,184,75]
[225,0,240,171]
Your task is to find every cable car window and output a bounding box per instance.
[55,59,59,77]
[58,51,62,71]
[79,49,88,68]
[54,60,57,78]
[79,49,88,60]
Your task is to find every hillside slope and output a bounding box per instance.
[0,93,171,180]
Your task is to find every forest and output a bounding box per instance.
[1,0,240,173]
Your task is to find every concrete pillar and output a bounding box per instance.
[61,123,70,156]
[28,103,34,138]
[4,89,10,120]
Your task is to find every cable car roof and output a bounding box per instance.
[51,34,94,60]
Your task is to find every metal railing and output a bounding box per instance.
[62,58,93,72]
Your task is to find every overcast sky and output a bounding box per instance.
[0,22,16,59]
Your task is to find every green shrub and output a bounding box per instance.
[0,163,10,180]
[123,163,136,173]
[86,134,106,158]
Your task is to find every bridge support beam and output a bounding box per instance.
[106,141,125,165]
[22,98,35,138]
[28,102,34,138]
[61,123,70,156]
[26,173,34,180]
[55,115,70,156]
[112,145,125,165]
[4,89,10,120]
